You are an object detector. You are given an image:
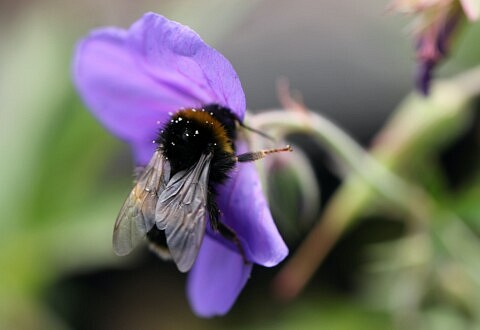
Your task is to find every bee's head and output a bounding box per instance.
[158,106,236,175]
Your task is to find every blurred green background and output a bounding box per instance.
[2,0,480,329]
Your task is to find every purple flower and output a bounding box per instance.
[414,11,460,94]
[73,12,288,317]
[391,0,479,94]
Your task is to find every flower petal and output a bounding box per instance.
[187,236,252,317]
[416,59,434,95]
[73,28,184,149]
[460,0,480,21]
[131,139,157,166]
[127,13,246,120]
[73,13,246,164]
[215,142,289,267]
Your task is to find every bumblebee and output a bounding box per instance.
[113,104,291,272]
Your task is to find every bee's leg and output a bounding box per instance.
[146,227,172,261]
[207,187,249,263]
[207,189,221,231]
[217,221,249,265]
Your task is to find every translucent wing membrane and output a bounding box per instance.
[113,151,169,255]
[156,152,213,273]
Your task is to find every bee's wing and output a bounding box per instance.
[155,152,213,273]
[113,151,168,256]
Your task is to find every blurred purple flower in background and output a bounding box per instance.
[73,12,288,317]
[391,0,479,94]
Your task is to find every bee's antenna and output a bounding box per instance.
[239,122,275,142]
[235,145,293,163]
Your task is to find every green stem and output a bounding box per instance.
[256,71,480,300]
[252,110,431,222]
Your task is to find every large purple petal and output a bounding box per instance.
[74,28,177,148]
[215,142,289,267]
[187,236,252,317]
[127,13,246,120]
[73,13,246,164]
